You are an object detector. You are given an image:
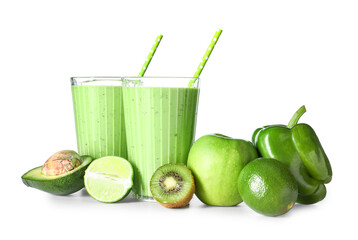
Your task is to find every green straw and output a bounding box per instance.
[138,34,163,77]
[188,29,223,87]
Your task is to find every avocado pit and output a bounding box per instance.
[41,150,82,176]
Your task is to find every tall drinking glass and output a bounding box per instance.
[122,77,200,200]
[71,77,127,159]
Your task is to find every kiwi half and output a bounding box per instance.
[150,163,195,208]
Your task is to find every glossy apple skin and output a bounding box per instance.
[187,134,258,206]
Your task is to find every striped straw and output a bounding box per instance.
[188,29,223,87]
[138,34,163,77]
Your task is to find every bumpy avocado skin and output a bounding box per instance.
[22,156,92,195]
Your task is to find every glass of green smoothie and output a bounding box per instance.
[122,77,200,200]
[71,77,127,160]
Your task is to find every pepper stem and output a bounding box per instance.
[287,105,306,128]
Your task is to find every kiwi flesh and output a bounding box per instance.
[150,163,195,208]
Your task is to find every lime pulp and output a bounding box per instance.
[84,156,133,203]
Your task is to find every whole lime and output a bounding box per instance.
[238,158,298,216]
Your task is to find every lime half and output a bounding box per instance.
[84,156,133,203]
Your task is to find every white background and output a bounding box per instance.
[1,0,357,239]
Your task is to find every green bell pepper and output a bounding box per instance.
[252,105,332,204]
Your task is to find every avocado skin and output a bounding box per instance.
[22,156,92,195]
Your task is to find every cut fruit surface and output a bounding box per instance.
[21,155,92,195]
[150,163,195,208]
[84,156,133,203]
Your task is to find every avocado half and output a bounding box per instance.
[22,156,93,195]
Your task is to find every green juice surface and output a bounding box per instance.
[123,87,199,198]
[72,86,127,159]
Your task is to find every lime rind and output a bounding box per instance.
[84,156,133,203]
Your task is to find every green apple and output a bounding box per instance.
[187,134,258,206]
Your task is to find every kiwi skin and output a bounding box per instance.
[151,164,195,208]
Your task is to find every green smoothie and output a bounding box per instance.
[123,87,199,199]
[72,85,127,159]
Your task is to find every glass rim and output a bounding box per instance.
[71,76,199,80]
[121,76,199,79]
[71,76,200,88]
